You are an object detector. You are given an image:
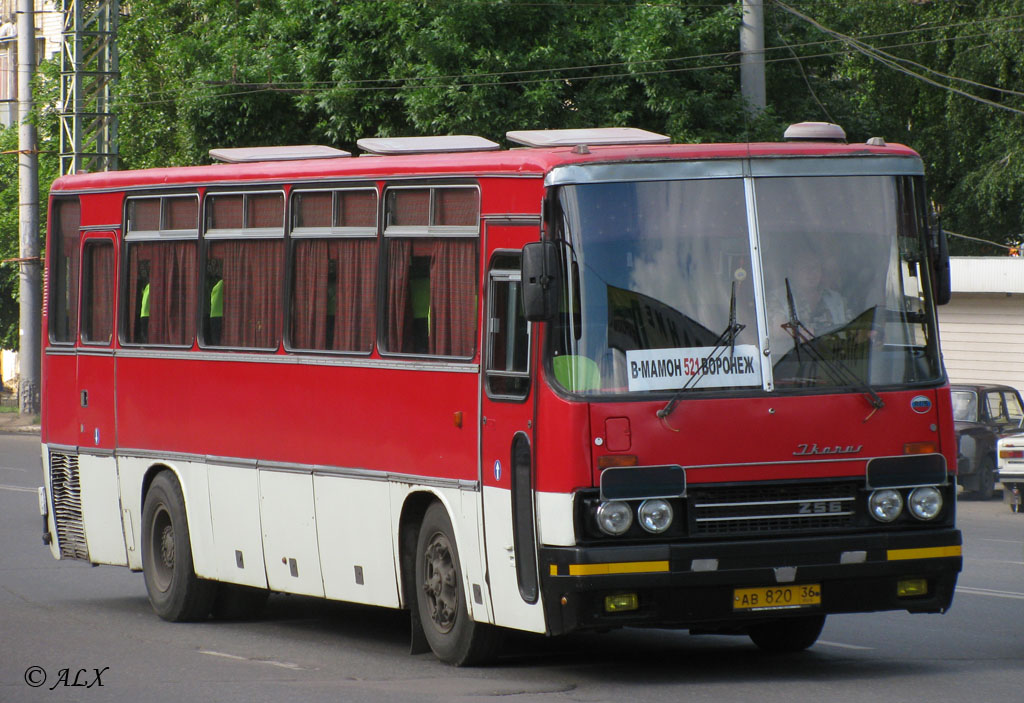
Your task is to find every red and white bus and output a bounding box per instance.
[39,125,962,665]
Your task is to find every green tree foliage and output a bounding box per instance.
[0,62,59,351]
[765,0,1024,253]
[5,0,1023,347]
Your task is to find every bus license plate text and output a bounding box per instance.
[733,584,821,611]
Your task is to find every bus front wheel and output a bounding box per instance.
[747,614,826,653]
[141,471,215,621]
[414,502,501,665]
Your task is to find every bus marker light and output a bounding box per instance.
[604,593,639,613]
[904,442,937,455]
[598,454,638,469]
[897,579,928,597]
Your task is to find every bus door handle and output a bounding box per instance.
[80,390,88,407]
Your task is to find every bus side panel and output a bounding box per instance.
[315,475,399,607]
[41,351,78,447]
[482,486,546,632]
[114,357,479,483]
[389,484,490,623]
[259,470,325,597]
[115,456,217,579]
[78,453,128,566]
[208,464,267,589]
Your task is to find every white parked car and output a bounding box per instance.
[997,433,1024,513]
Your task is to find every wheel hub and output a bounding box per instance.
[422,533,458,633]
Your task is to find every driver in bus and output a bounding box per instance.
[769,258,850,338]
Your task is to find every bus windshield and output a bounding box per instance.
[550,172,943,396]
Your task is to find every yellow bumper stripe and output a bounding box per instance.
[887,545,962,561]
[550,560,670,577]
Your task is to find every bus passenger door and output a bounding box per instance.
[480,243,545,633]
[75,232,125,566]
[76,232,117,452]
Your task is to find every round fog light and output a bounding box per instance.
[638,499,674,533]
[868,489,903,523]
[908,486,943,520]
[596,501,633,536]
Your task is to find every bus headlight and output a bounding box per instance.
[868,489,903,523]
[637,499,673,533]
[596,501,633,536]
[908,486,943,520]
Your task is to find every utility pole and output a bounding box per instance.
[17,0,40,416]
[740,0,766,115]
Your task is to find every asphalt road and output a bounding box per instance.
[1,430,1022,703]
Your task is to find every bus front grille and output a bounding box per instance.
[49,452,89,560]
[688,481,859,537]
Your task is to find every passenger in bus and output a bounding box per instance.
[205,258,224,346]
[138,282,150,343]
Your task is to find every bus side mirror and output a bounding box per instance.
[521,241,561,322]
[930,223,952,306]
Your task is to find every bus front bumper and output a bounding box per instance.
[538,528,962,636]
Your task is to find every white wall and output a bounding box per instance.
[938,258,1024,394]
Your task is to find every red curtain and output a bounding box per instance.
[385,240,412,351]
[128,241,197,345]
[215,239,283,348]
[84,243,114,344]
[291,239,330,349]
[334,239,377,352]
[429,239,477,356]
[149,242,198,345]
[292,238,379,352]
[52,200,81,343]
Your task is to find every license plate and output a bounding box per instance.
[733,584,821,611]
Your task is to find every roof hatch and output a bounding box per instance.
[356,135,501,155]
[209,145,352,163]
[506,127,671,148]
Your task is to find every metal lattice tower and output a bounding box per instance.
[59,0,119,175]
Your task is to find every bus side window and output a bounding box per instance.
[485,257,530,399]
[80,241,115,345]
[382,186,479,358]
[49,198,81,344]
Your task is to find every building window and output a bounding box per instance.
[381,187,478,357]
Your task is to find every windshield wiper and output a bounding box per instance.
[658,281,745,422]
[780,278,885,418]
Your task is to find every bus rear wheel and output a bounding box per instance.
[747,614,826,653]
[414,502,501,666]
[142,471,215,621]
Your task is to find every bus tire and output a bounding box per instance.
[414,502,502,666]
[141,471,216,622]
[747,614,826,653]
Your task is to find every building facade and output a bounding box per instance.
[938,257,1024,393]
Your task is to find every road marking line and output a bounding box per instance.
[0,483,37,494]
[817,640,873,650]
[199,649,307,670]
[957,586,1024,600]
[0,465,28,473]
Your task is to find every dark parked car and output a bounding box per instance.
[951,383,1024,499]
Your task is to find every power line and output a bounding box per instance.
[114,27,1023,108]
[774,1,1024,116]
